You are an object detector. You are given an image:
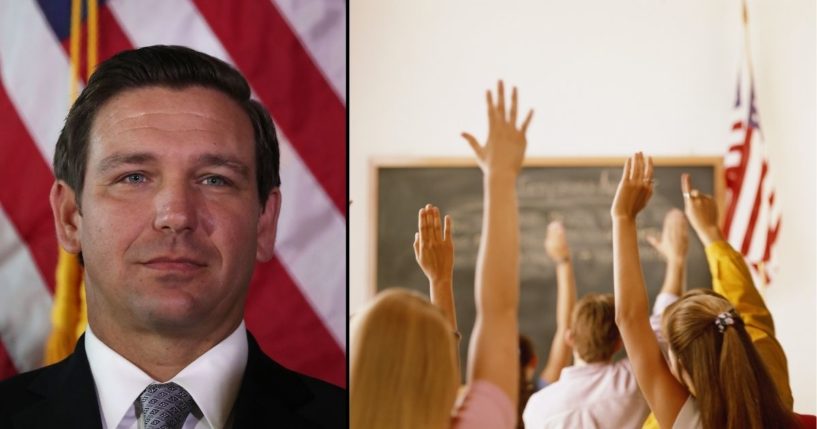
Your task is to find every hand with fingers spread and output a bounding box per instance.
[681,173,724,247]
[414,204,454,284]
[461,80,533,177]
[460,80,527,407]
[611,152,654,220]
[646,209,689,264]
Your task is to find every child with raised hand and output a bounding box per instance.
[611,153,797,429]
[679,173,793,410]
[524,218,652,429]
[351,81,532,429]
[538,221,577,388]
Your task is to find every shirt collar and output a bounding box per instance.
[173,321,248,428]
[559,361,610,379]
[85,322,249,429]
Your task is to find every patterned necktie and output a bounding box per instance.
[138,382,196,429]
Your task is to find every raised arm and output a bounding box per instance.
[461,80,532,404]
[611,153,688,429]
[413,204,457,332]
[681,173,793,408]
[646,209,688,298]
[540,221,576,384]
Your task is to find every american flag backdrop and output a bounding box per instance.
[722,39,780,288]
[0,0,346,387]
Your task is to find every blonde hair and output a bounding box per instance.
[351,289,459,429]
[571,293,620,362]
[662,294,797,429]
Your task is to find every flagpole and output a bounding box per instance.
[741,0,756,92]
[742,0,769,293]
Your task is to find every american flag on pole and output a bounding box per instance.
[722,30,781,288]
[0,0,346,387]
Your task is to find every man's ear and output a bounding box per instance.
[50,181,82,254]
[256,188,281,262]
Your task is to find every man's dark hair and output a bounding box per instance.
[54,45,280,207]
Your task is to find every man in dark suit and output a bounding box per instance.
[0,45,345,428]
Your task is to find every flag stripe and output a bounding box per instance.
[270,0,346,101]
[763,219,781,262]
[0,341,16,377]
[247,258,346,388]
[740,161,768,254]
[190,0,347,215]
[746,166,772,261]
[722,50,780,286]
[274,142,347,346]
[0,76,58,293]
[723,123,753,237]
[726,125,761,244]
[0,208,53,373]
[0,0,73,166]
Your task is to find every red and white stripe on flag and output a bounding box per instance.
[0,0,346,387]
[722,50,781,289]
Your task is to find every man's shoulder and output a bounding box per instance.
[256,351,346,404]
[0,359,65,406]
[235,331,347,428]
[0,356,87,427]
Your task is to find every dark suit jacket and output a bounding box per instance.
[0,332,347,428]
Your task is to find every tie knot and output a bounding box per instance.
[139,382,196,429]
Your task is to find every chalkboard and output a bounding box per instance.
[371,157,724,377]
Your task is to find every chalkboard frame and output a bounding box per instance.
[369,156,725,298]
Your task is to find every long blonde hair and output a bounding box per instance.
[351,289,459,429]
[662,293,797,429]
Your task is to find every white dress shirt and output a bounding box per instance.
[523,359,650,429]
[85,321,249,429]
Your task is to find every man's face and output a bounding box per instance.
[70,86,278,334]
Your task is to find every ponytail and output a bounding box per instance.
[664,295,798,429]
[718,323,762,429]
[719,323,797,429]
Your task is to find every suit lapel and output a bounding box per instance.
[12,335,103,429]
[231,333,321,428]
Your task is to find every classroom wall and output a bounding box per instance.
[350,0,816,412]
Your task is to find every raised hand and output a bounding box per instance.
[413,204,454,284]
[611,152,654,220]
[646,209,689,264]
[540,220,576,384]
[461,80,533,177]
[462,81,526,405]
[681,173,724,247]
[611,154,690,427]
[544,221,570,263]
